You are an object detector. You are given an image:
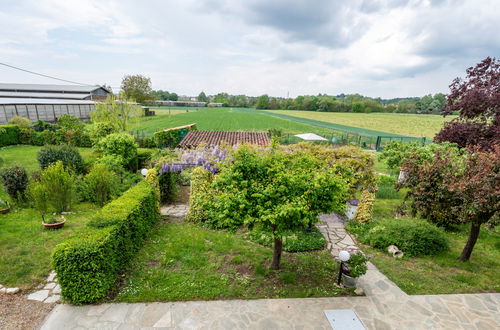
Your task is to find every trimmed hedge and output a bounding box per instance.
[52,181,158,304]
[0,125,20,147]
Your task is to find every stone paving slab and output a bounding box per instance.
[40,294,500,330]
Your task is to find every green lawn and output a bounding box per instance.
[131,108,335,137]
[352,157,500,295]
[0,145,94,174]
[0,203,99,289]
[268,110,455,139]
[115,220,349,302]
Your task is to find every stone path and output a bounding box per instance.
[27,270,61,303]
[160,203,189,217]
[39,207,500,329]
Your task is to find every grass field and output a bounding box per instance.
[115,220,349,302]
[268,110,455,138]
[132,108,335,137]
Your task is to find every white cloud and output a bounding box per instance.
[0,0,498,98]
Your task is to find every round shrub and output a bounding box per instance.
[96,133,137,167]
[363,218,449,256]
[249,227,326,252]
[37,145,84,173]
[89,122,119,145]
[84,164,118,206]
[8,116,31,128]
[0,165,28,201]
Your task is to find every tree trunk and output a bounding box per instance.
[271,237,283,270]
[459,221,481,261]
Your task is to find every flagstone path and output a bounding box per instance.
[39,207,500,329]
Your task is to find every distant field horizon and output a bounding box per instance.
[267,110,455,139]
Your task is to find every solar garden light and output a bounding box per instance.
[337,250,351,285]
[140,168,149,177]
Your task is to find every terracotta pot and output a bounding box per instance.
[43,216,66,229]
[0,207,10,214]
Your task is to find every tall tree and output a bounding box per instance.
[198,91,208,102]
[255,94,269,109]
[435,57,500,149]
[120,74,153,104]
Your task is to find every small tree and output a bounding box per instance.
[120,74,152,104]
[28,161,76,214]
[206,146,351,269]
[400,144,499,260]
[96,133,138,168]
[91,94,141,131]
[84,164,118,206]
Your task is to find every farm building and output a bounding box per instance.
[0,83,110,124]
[155,100,206,107]
[178,131,270,148]
[0,83,110,101]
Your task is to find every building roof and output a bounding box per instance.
[294,133,328,141]
[0,91,90,100]
[0,98,95,105]
[179,131,270,148]
[0,83,110,94]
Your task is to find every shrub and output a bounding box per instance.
[52,181,158,304]
[353,190,375,223]
[19,128,35,145]
[375,175,401,199]
[137,150,152,168]
[29,161,76,213]
[0,125,20,147]
[154,124,197,148]
[0,165,28,201]
[158,172,179,204]
[8,116,31,128]
[37,145,85,173]
[32,120,56,132]
[96,133,137,168]
[185,167,213,223]
[88,122,119,145]
[249,227,325,252]
[57,114,84,131]
[358,218,449,257]
[40,130,57,145]
[84,164,118,206]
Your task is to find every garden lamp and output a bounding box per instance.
[337,250,350,285]
[141,168,149,177]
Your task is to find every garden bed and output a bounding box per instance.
[114,220,351,302]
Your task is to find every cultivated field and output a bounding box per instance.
[132,108,334,136]
[268,110,456,138]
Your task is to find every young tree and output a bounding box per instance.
[400,144,499,261]
[91,94,141,131]
[255,94,269,109]
[435,57,500,149]
[120,74,153,103]
[451,145,499,261]
[205,146,351,269]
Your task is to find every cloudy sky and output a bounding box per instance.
[0,0,498,98]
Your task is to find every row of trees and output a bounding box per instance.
[117,74,446,114]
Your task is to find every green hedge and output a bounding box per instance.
[154,124,197,148]
[52,181,158,304]
[0,125,21,147]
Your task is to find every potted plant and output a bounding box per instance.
[0,199,10,214]
[42,214,66,229]
[342,252,369,288]
[28,182,66,229]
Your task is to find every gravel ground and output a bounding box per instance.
[0,294,54,330]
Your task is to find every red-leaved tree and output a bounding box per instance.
[435,57,500,149]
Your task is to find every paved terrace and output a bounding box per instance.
[40,207,500,329]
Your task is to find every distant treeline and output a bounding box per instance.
[150,90,446,114]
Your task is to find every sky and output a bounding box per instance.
[0,0,499,98]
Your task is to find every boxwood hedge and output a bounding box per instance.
[0,125,20,147]
[52,181,158,304]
